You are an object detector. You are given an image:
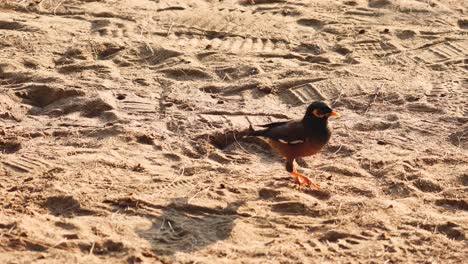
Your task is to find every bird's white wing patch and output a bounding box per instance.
[277,139,304,144]
[289,140,304,144]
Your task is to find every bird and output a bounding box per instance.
[246,101,340,189]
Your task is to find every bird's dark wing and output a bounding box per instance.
[258,121,289,129]
[258,121,307,144]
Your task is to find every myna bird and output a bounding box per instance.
[247,101,340,189]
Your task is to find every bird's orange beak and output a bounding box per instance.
[329,111,340,118]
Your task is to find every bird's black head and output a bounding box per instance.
[303,101,340,122]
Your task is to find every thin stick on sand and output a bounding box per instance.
[152,167,185,197]
[167,221,175,233]
[332,144,343,155]
[363,84,384,115]
[53,0,65,15]
[233,130,251,154]
[167,21,174,36]
[188,186,210,203]
[89,241,95,255]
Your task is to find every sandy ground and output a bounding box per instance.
[0,0,467,263]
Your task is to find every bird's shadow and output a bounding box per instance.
[136,197,244,256]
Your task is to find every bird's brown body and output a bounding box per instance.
[247,101,339,189]
[267,137,327,160]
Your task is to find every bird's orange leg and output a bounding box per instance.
[290,170,320,190]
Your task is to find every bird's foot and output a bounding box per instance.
[290,171,320,190]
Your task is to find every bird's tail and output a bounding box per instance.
[245,125,265,137]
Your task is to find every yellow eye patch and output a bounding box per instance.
[313,109,340,118]
[312,109,327,118]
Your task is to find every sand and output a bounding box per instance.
[0,0,467,263]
